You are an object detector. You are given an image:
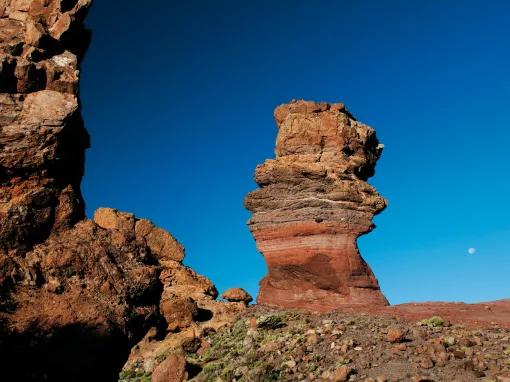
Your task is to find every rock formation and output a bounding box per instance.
[245,100,389,311]
[222,287,253,305]
[0,0,91,254]
[0,2,246,381]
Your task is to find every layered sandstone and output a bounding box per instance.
[245,100,388,311]
[0,2,248,381]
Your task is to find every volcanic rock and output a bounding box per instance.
[222,287,253,304]
[0,0,90,254]
[150,353,188,382]
[245,100,388,311]
[0,2,246,381]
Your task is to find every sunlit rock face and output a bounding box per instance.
[245,100,389,311]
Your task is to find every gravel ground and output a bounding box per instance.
[187,307,510,382]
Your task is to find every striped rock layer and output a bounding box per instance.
[245,100,389,311]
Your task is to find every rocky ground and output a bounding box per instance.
[173,307,510,382]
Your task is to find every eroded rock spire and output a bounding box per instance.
[245,100,388,311]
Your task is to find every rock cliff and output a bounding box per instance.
[0,0,91,253]
[0,2,247,381]
[245,100,388,311]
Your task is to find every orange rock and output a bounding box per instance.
[245,100,388,311]
[333,365,354,381]
[386,327,406,343]
[221,287,253,304]
[151,353,188,382]
[145,226,184,262]
[160,297,198,332]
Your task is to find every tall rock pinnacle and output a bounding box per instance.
[245,100,389,311]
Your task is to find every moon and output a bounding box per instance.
[468,247,476,255]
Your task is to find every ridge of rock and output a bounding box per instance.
[245,100,389,311]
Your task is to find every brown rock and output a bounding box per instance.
[245,100,388,311]
[221,287,253,304]
[145,226,185,262]
[418,356,434,369]
[386,327,406,343]
[161,297,198,332]
[151,353,188,382]
[393,343,407,352]
[0,3,247,382]
[410,377,435,382]
[333,365,354,381]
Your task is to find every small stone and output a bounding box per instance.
[433,351,448,367]
[443,336,456,346]
[418,356,434,369]
[410,377,435,382]
[45,277,62,293]
[453,350,465,359]
[393,343,407,352]
[386,327,406,343]
[333,365,353,382]
[306,330,318,345]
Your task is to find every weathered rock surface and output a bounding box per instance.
[222,287,253,305]
[0,2,247,381]
[150,353,188,382]
[0,0,90,254]
[245,100,389,311]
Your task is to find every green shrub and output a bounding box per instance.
[418,316,445,327]
[256,313,287,329]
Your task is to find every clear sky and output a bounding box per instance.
[80,0,510,304]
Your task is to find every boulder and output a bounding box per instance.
[151,353,188,382]
[222,287,253,304]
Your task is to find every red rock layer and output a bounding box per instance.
[245,100,388,310]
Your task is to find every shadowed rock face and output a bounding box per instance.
[0,0,91,253]
[245,100,389,311]
[0,2,247,381]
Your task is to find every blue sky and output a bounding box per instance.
[80,0,510,304]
